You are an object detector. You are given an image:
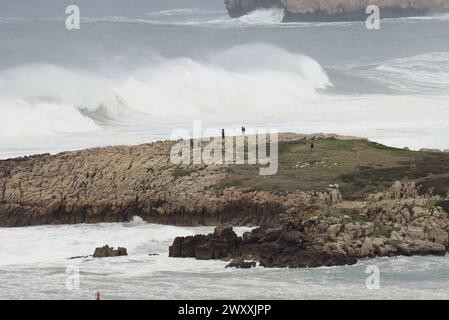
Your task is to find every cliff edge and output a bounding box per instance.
[225,0,449,22]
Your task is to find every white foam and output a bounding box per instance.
[237,8,284,25]
[0,44,330,138]
[360,52,449,94]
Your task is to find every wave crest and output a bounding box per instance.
[0,44,330,137]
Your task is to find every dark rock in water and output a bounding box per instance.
[67,255,90,260]
[169,224,356,268]
[169,224,241,260]
[93,245,128,258]
[239,224,357,268]
[226,258,257,269]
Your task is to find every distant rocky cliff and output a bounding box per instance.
[225,0,449,22]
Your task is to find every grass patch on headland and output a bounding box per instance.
[220,138,449,200]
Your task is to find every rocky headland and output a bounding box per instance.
[170,181,449,268]
[225,0,449,22]
[2,133,449,267]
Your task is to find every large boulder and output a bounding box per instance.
[169,225,241,260]
[93,245,128,258]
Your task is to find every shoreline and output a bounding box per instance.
[1,133,449,268]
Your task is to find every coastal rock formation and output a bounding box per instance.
[93,245,128,258]
[2,132,449,268]
[169,224,241,259]
[170,197,447,268]
[224,0,449,22]
[169,223,357,267]
[169,180,449,268]
[0,133,381,227]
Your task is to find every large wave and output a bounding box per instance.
[0,44,331,138]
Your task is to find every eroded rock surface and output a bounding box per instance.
[170,181,449,268]
[93,245,128,258]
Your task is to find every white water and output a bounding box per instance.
[2,0,449,300]
[1,46,449,156]
[0,44,330,138]
[1,221,448,300]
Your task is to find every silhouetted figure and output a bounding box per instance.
[241,126,246,135]
[96,291,101,300]
[222,129,225,139]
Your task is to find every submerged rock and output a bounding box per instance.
[93,245,128,258]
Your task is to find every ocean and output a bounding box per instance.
[1,219,449,300]
[1,0,449,299]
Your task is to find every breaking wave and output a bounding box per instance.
[0,44,331,137]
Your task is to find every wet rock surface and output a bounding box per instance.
[93,245,128,258]
[170,180,449,268]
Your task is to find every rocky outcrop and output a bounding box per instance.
[0,133,354,227]
[0,141,281,227]
[169,180,449,268]
[93,245,128,258]
[170,207,446,268]
[2,134,449,229]
[169,223,357,268]
[169,224,241,259]
[224,0,449,22]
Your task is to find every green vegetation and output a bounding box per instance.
[220,138,449,200]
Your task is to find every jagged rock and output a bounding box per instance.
[169,225,241,260]
[93,245,128,258]
[328,184,343,205]
[226,257,257,268]
[387,181,420,200]
[361,238,374,256]
[407,240,446,256]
